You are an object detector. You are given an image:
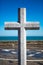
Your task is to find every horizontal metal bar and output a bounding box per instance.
[0,58,18,61]
[0,58,43,62]
[26,60,43,61]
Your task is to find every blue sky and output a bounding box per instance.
[0,0,43,36]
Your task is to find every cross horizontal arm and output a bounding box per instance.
[25,22,40,30]
[4,22,20,30]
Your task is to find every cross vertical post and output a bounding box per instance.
[18,8,26,65]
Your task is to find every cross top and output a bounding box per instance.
[4,8,40,65]
[5,8,39,30]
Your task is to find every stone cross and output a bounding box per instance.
[4,8,40,65]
